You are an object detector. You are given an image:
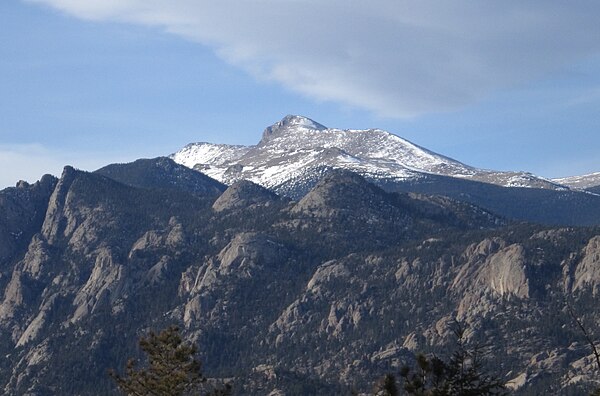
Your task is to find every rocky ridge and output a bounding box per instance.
[1,160,600,394]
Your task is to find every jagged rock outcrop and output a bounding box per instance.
[71,247,125,322]
[40,166,78,244]
[572,236,600,293]
[0,234,57,343]
[0,174,57,265]
[180,232,291,329]
[452,239,531,321]
[484,244,530,298]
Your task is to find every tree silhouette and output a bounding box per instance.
[109,325,231,396]
[566,301,600,396]
[375,324,506,395]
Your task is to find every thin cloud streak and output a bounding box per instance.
[26,0,600,118]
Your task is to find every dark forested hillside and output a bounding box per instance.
[1,162,600,395]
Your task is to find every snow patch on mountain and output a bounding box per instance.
[553,172,600,190]
[172,143,250,168]
[170,115,569,193]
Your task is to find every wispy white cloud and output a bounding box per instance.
[25,0,600,118]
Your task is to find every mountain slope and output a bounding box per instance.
[2,169,600,394]
[553,172,600,191]
[95,157,226,196]
[212,180,281,212]
[171,115,564,192]
[380,172,600,226]
[171,115,600,226]
[0,166,218,394]
[0,175,57,268]
[1,168,600,394]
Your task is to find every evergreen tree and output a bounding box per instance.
[110,325,231,396]
[376,325,506,395]
[373,373,399,396]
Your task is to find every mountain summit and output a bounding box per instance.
[260,114,327,143]
[171,115,564,196]
[169,115,600,226]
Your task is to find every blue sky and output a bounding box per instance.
[1,0,599,187]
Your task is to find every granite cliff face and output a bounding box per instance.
[1,160,600,395]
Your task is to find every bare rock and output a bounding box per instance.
[454,241,529,299]
[71,248,126,322]
[480,244,529,298]
[572,236,600,293]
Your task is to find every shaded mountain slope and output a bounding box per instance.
[587,185,600,194]
[553,172,600,190]
[95,157,226,196]
[382,173,600,226]
[271,167,600,226]
[212,180,281,212]
[1,167,600,395]
[0,175,57,269]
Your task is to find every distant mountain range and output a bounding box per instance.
[171,115,600,226]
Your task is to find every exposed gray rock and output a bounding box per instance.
[19,235,50,281]
[453,239,528,298]
[179,232,290,329]
[71,247,125,322]
[17,294,58,347]
[129,217,186,259]
[41,166,78,244]
[572,235,600,293]
[306,261,350,293]
[0,271,25,324]
[480,244,530,298]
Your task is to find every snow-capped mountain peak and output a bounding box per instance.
[260,115,327,144]
[170,115,568,196]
